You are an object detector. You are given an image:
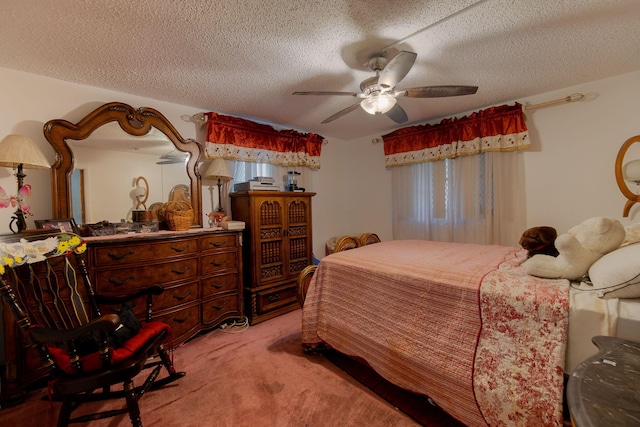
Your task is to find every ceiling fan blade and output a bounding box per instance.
[397,85,479,98]
[321,102,362,124]
[293,91,358,96]
[385,103,409,124]
[378,51,417,89]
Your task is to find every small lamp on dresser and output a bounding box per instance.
[0,134,51,232]
[201,157,233,225]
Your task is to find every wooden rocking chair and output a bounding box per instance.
[0,230,185,426]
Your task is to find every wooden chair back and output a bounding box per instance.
[0,231,105,373]
[0,230,184,426]
[6,234,95,326]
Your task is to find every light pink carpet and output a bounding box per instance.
[0,309,420,427]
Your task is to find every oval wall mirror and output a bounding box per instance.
[44,102,203,227]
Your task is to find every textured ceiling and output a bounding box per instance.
[1,0,639,141]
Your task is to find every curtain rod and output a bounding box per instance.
[524,93,584,110]
[192,113,206,123]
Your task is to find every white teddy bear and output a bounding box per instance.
[523,216,625,280]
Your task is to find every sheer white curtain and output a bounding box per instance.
[391,151,525,246]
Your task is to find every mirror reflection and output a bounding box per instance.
[45,102,203,229]
[68,123,190,224]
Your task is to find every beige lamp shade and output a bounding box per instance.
[0,134,51,169]
[202,158,232,181]
[623,159,640,183]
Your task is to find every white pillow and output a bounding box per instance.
[622,223,640,246]
[588,243,640,298]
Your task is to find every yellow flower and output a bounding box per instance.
[0,265,4,274]
[14,256,22,264]
[3,256,14,266]
[68,235,81,247]
[57,241,70,254]
[75,243,87,254]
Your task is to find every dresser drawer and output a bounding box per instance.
[199,234,237,252]
[256,283,298,315]
[92,238,198,267]
[95,258,198,292]
[161,281,200,310]
[202,294,241,326]
[152,304,200,344]
[200,252,237,276]
[201,273,239,298]
[99,280,200,317]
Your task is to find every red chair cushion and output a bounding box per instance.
[48,321,171,375]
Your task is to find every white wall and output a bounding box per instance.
[306,138,351,258]
[0,67,206,231]
[308,133,395,259]
[522,71,640,232]
[1,67,639,259]
[337,70,640,254]
[0,67,353,257]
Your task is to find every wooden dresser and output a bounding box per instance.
[0,228,243,402]
[230,191,315,324]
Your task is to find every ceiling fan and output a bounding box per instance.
[293,51,478,124]
[156,149,189,165]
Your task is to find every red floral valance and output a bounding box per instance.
[382,103,529,168]
[205,112,324,169]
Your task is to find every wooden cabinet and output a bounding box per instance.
[0,229,243,402]
[230,191,314,324]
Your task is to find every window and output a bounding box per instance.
[230,162,313,190]
[233,161,275,183]
[392,151,524,246]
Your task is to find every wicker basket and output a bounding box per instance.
[164,201,194,231]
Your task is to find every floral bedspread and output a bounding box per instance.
[302,240,570,427]
[475,250,569,426]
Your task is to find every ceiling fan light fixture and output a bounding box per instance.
[361,93,396,115]
[296,51,477,124]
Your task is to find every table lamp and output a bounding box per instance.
[201,158,233,223]
[0,134,51,232]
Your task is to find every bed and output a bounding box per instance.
[301,239,640,427]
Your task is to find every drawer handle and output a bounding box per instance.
[170,244,191,252]
[171,266,191,275]
[173,290,192,301]
[209,240,227,247]
[209,280,229,289]
[173,313,192,323]
[109,275,135,286]
[268,293,280,302]
[211,300,229,311]
[210,258,227,267]
[108,250,134,260]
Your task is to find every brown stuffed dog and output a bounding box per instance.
[519,226,559,258]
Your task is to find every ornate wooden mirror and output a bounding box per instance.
[615,134,640,217]
[44,102,203,227]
